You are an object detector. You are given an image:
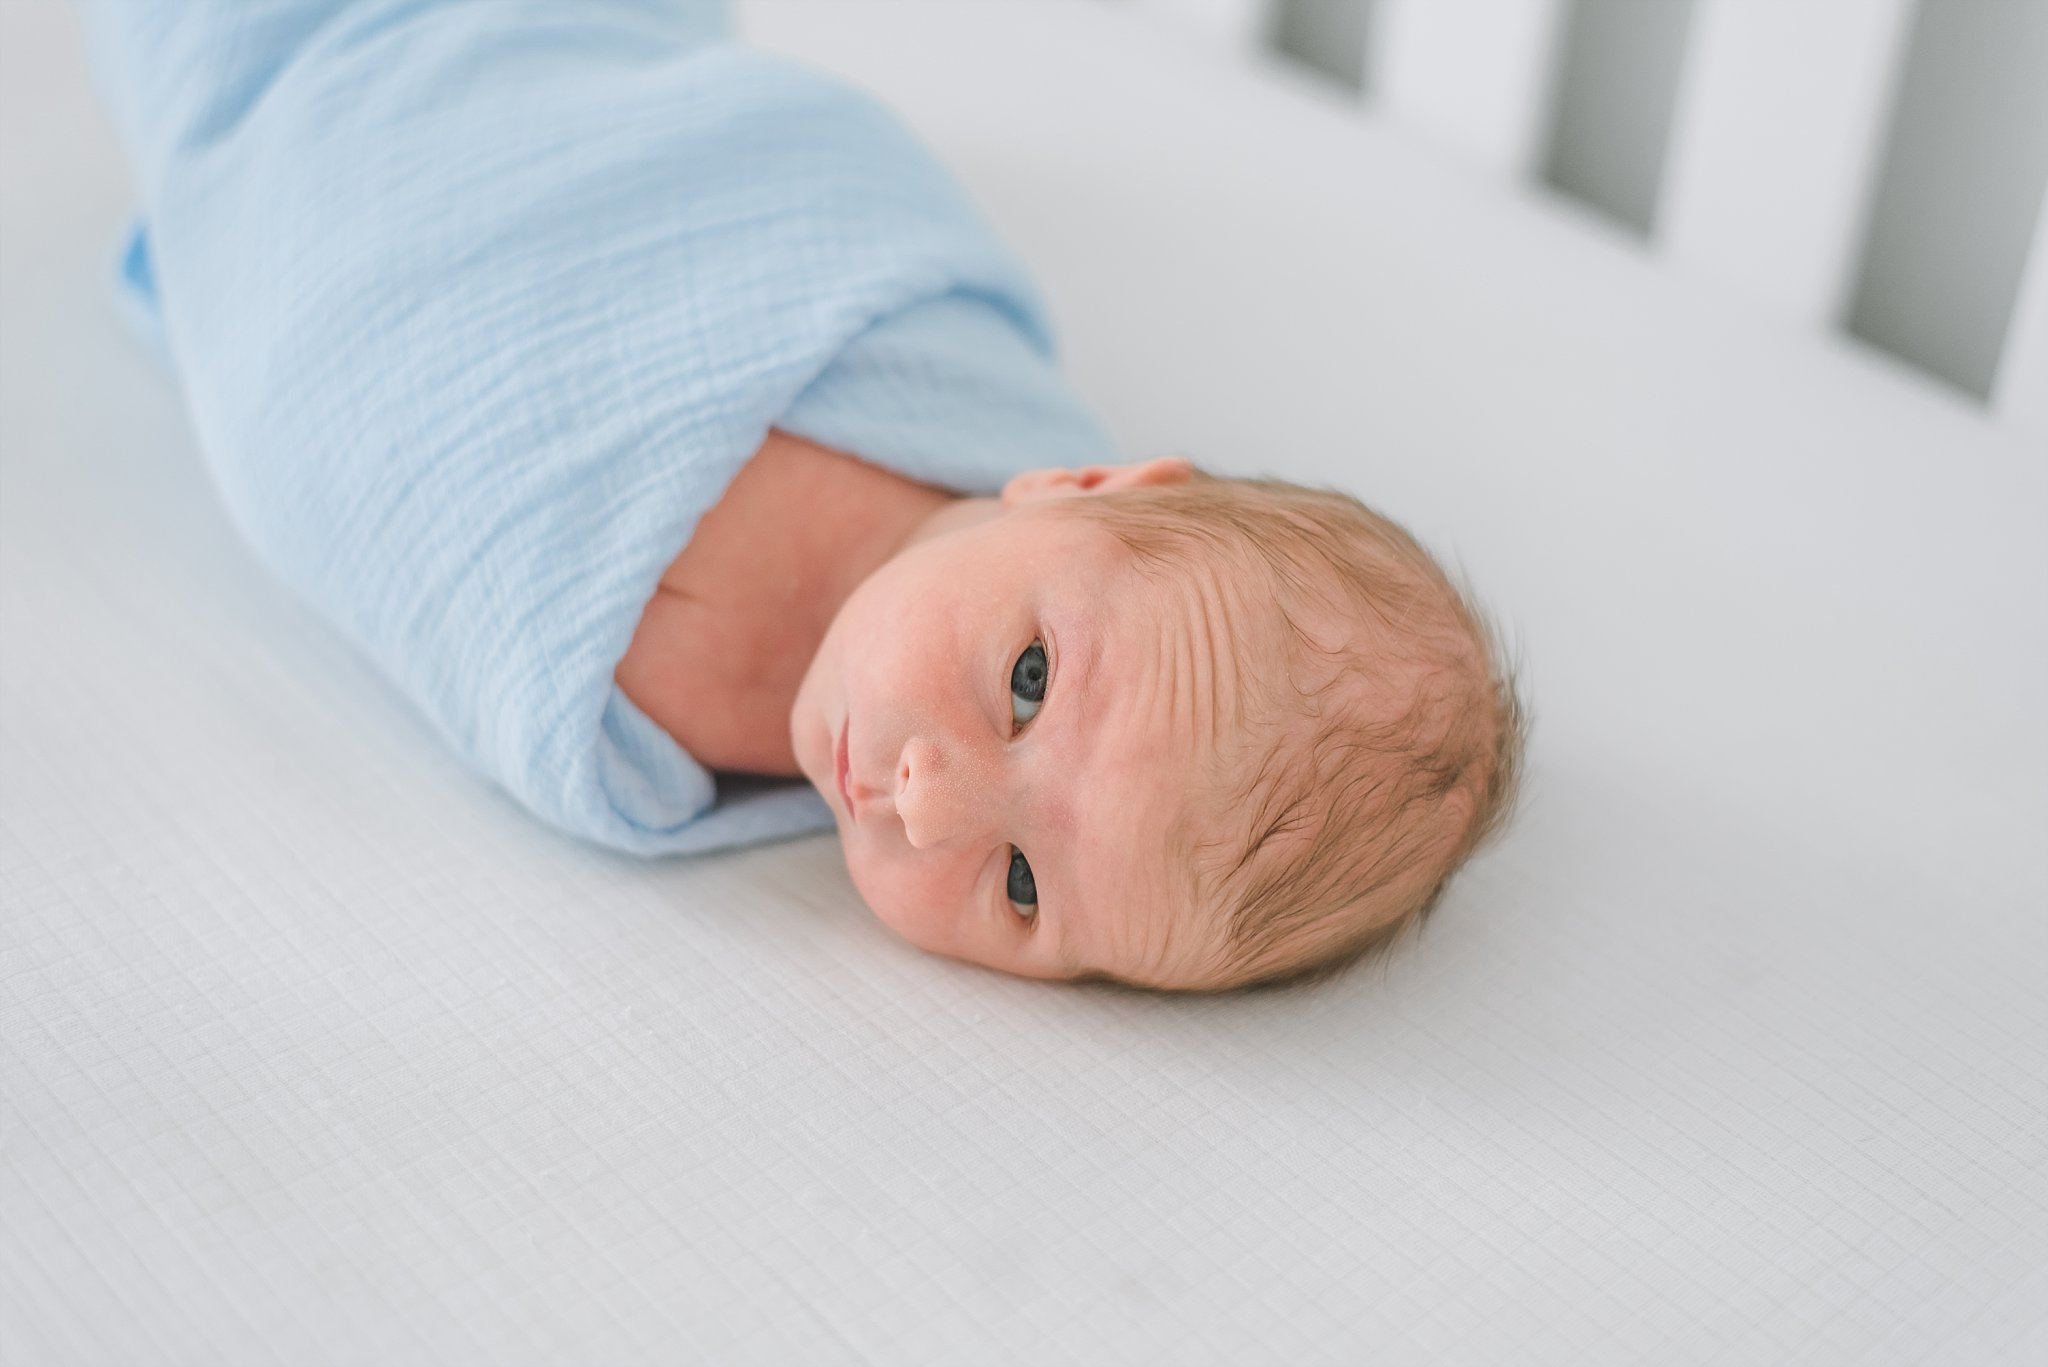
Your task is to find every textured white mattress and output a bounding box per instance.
[4,2,2044,1363]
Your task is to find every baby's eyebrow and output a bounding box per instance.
[1061,582,1212,985]
[1043,619,1099,976]
[1044,612,1171,983]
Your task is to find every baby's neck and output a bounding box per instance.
[616,429,990,776]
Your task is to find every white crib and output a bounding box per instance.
[4,2,2043,1363]
[1132,0,2048,434]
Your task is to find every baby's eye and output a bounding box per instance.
[1010,640,1048,731]
[1006,847,1038,918]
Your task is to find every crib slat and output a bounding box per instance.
[1993,206,2048,443]
[1656,0,1914,328]
[1368,0,1568,178]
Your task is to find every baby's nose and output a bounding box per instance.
[893,736,991,851]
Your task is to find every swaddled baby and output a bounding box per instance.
[82,0,1522,992]
[619,430,1524,991]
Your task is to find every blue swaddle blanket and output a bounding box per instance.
[77,0,1118,854]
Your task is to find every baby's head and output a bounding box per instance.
[790,457,1525,991]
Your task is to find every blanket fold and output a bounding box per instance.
[78,0,1118,853]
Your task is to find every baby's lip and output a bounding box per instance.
[835,716,854,817]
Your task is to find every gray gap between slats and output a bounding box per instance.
[1538,0,1699,236]
[1844,0,2048,400]
[1270,0,1373,93]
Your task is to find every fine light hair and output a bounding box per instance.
[1048,464,1527,992]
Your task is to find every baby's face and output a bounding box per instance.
[789,458,1228,987]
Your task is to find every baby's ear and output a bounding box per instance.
[1001,456,1194,507]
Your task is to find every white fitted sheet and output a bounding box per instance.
[4,2,2044,1364]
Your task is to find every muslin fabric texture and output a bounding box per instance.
[77,0,1117,853]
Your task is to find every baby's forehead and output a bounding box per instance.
[1089,523,1355,677]
[1048,508,1244,606]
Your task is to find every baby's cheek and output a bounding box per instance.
[841,845,920,939]
[843,847,971,958]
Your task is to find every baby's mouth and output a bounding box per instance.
[835,715,853,816]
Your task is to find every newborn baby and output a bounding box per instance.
[619,430,1524,992]
[82,0,1522,993]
